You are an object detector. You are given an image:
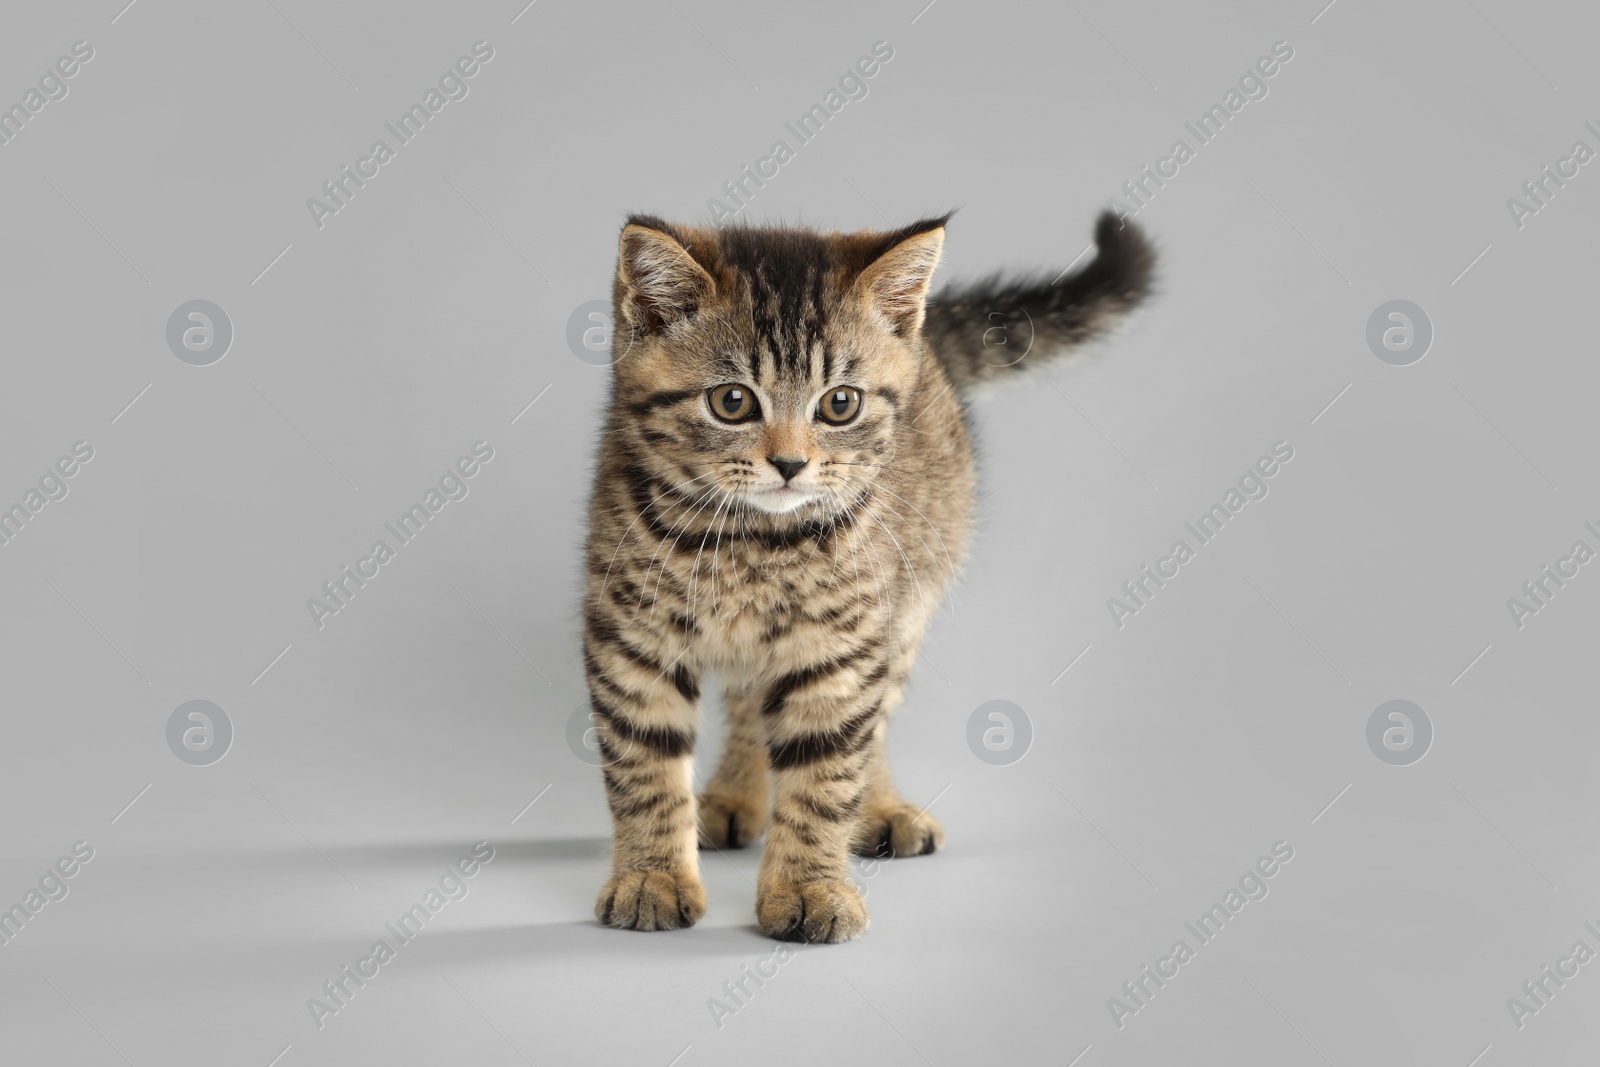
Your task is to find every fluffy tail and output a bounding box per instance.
[922,211,1154,391]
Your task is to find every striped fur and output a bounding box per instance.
[583,210,1153,942]
[924,211,1154,390]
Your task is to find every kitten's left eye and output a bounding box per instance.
[816,386,862,425]
[707,383,759,423]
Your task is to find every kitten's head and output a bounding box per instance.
[607,213,948,520]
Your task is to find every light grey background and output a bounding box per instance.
[1,0,1595,1064]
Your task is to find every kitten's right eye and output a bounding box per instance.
[707,383,759,423]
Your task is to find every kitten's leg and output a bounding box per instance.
[852,644,946,859]
[754,652,890,944]
[697,685,769,849]
[586,622,706,932]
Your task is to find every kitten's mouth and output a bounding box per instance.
[746,484,812,514]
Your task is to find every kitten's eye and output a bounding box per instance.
[816,386,862,425]
[707,383,759,423]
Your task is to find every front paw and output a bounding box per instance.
[698,791,768,850]
[595,870,707,931]
[852,804,945,858]
[757,879,868,943]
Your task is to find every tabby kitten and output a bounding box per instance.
[583,209,1152,942]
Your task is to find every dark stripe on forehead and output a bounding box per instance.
[801,268,826,377]
[767,266,809,376]
[833,344,855,383]
[719,226,835,377]
[751,296,780,380]
[801,303,825,379]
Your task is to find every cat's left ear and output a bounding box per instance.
[615,219,716,334]
[852,216,948,336]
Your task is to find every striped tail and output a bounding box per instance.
[922,211,1154,391]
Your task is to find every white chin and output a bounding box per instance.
[746,489,812,515]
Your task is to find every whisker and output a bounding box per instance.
[823,460,962,505]
[642,481,726,616]
[864,486,959,583]
[600,469,720,596]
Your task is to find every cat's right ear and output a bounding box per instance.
[615,221,715,334]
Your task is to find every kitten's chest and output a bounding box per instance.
[694,542,812,618]
[685,536,850,655]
